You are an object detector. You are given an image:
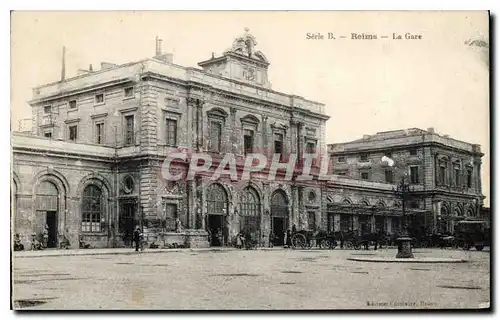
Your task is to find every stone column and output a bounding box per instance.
[230,107,238,154]
[262,116,268,158]
[386,217,392,234]
[291,185,299,228]
[370,215,376,233]
[334,214,340,232]
[297,122,305,161]
[187,180,195,229]
[352,215,359,232]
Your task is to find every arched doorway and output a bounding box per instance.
[270,190,288,246]
[35,181,59,248]
[239,187,261,241]
[206,183,228,246]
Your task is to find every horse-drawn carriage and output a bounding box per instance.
[290,229,387,250]
[341,230,387,250]
[290,230,337,250]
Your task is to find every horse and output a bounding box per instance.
[358,231,385,250]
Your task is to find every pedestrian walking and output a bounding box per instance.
[268,230,275,248]
[286,229,292,248]
[133,226,141,252]
[236,232,243,249]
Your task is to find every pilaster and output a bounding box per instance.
[139,85,158,153]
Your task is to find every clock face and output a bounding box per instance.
[244,68,256,81]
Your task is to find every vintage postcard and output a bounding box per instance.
[10,11,490,310]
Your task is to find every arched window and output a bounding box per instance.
[82,185,103,233]
[239,187,261,235]
[342,198,352,205]
[207,183,228,215]
[360,200,370,206]
[377,200,386,208]
[240,187,260,216]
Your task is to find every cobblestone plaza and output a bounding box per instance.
[12,248,490,310]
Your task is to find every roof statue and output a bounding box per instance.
[225,28,269,63]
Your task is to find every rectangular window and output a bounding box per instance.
[306,142,316,154]
[338,156,346,163]
[95,93,104,104]
[360,153,368,162]
[43,105,52,114]
[410,201,419,209]
[454,168,461,186]
[210,122,222,152]
[308,212,316,231]
[95,123,104,145]
[439,165,446,185]
[165,204,178,231]
[69,125,77,142]
[125,115,135,145]
[385,169,393,183]
[410,166,419,184]
[467,170,473,188]
[410,148,418,156]
[166,119,177,146]
[243,129,254,155]
[44,131,52,139]
[124,87,134,98]
[69,100,77,109]
[274,133,283,159]
[361,172,369,180]
[340,214,351,232]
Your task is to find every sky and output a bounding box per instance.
[10,11,490,205]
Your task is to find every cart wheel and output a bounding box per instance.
[292,234,307,250]
[320,240,328,249]
[354,243,361,250]
[345,241,353,249]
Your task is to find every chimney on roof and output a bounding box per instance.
[89,64,93,72]
[427,127,435,133]
[155,36,163,56]
[362,135,370,140]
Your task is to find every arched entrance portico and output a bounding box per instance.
[270,190,289,246]
[206,183,229,246]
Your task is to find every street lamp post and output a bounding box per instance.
[393,175,415,258]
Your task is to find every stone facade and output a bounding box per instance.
[328,128,485,234]
[12,30,329,249]
[12,31,485,249]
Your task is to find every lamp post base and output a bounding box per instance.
[396,237,414,259]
